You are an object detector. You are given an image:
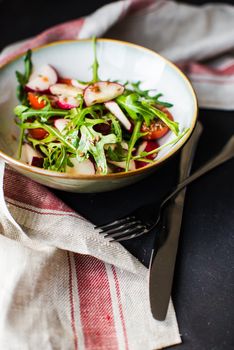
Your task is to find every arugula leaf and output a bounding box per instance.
[41,143,68,172]
[15,50,32,105]
[71,105,103,128]
[126,120,142,171]
[107,143,127,162]
[143,103,179,135]
[77,125,117,174]
[116,94,154,125]
[106,113,122,143]
[130,81,173,108]
[20,120,77,153]
[133,128,190,160]
[92,36,100,82]
[14,104,69,122]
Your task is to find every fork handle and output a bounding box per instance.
[164,135,234,205]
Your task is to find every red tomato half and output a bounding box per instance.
[141,106,173,140]
[28,128,48,140]
[28,92,46,109]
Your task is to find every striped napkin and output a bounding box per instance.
[0,1,234,349]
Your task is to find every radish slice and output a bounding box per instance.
[26,65,57,92]
[66,158,95,175]
[54,118,69,132]
[49,83,83,97]
[109,160,136,171]
[104,101,131,130]
[84,82,124,106]
[57,96,80,109]
[136,141,148,156]
[71,79,88,89]
[20,144,43,166]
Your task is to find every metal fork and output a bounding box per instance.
[95,135,234,242]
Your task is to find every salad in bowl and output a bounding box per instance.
[14,39,188,176]
[0,38,197,192]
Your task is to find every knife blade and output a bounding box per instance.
[149,121,203,321]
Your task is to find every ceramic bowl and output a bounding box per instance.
[0,39,197,192]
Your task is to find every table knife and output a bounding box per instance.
[149,121,203,321]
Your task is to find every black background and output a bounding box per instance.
[0,1,234,349]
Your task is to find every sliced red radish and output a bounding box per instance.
[104,101,131,131]
[56,96,80,109]
[26,65,57,92]
[20,143,43,166]
[71,79,88,89]
[49,83,83,97]
[108,160,136,171]
[84,82,124,106]
[54,118,69,132]
[66,158,95,175]
[135,140,159,168]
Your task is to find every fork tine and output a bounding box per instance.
[114,227,151,242]
[102,220,143,236]
[109,226,148,242]
[105,224,147,239]
[95,216,135,230]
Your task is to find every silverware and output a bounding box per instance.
[96,133,234,242]
[149,121,203,321]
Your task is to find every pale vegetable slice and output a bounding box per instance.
[104,101,131,130]
[20,143,43,165]
[57,96,80,109]
[66,158,95,175]
[26,65,57,92]
[108,160,136,171]
[54,118,69,132]
[49,83,83,97]
[84,82,124,106]
[136,141,148,155]
[71,80,88,89]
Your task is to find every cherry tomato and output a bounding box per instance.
[28,128,48,140]
[28,92,46,109]
[141,106,174,140]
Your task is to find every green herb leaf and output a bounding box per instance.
[129,81,173,108]
[92,36,100,82]
[144,103,179,135]
[133,128,190,160]
[126,119,142,171]
[77,125,117,174]
[15,50,32,104]
[14,104,69,122]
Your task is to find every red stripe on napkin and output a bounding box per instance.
[178,61,234,77]
[4,168,74,212]
[112,266,129,350]
[67,252,79,350]
[74,254,118,350]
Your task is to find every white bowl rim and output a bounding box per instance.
[0,38,198,180]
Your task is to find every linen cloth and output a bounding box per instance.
[0,1,234,349]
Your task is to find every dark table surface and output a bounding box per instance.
[0,0,233,349]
